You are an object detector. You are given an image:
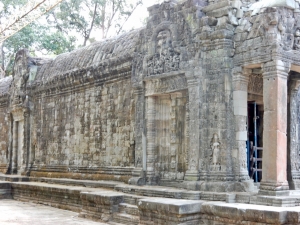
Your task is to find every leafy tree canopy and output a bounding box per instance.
[0,0,143,76]
[47,0,142,46]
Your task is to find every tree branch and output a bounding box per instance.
[83,1,98,46]
[116,1,141,35]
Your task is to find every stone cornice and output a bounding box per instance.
[28,58,133,95]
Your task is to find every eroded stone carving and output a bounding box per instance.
[210,133,221,171]
[147,30,180,76]
[248,74,263,95]
[294,28,300,50]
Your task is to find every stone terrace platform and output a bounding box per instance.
[2,174,300,224]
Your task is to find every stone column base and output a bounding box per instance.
[258,181,289,196]
[128,168,146,185]
[146,175,159,185]
[184,170,199,181]
[289,179,300,190]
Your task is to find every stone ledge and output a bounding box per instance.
[201,202,300,224]
[138,198,204,225]
[30,177,122,189]
[80,191,124,222]
[138,198,204,215]
[0,174,29,182]
[0,181,12,199]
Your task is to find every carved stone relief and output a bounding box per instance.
[294,28,300,50]
[279,9,295,51]
[147,30,180,76]
[132,53,144,88]
[290,82,300,174]
[248,73,263,95]
[210,133,221,171]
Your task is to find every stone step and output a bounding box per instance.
[159,179,184,189]
[112,213,139,225]
[115,184,201,200]
[139,198,203,224]
[119,203,139,216]
[12,182,86,212]
[29,177,122,189]
[80,191,124,223]
[123,194,140,205]
[0,174,29,182]
[0,181,12,199]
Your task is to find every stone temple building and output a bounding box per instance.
[2,0,300,224]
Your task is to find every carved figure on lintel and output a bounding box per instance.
[294,28,300,50]
[210,133,221,171]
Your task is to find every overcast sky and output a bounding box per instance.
[123,0,163,31]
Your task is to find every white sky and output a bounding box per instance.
[123,0,163,31]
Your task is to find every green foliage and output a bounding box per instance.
[48,0,142,45]
[0,0,143,76]
[0,1,76,76]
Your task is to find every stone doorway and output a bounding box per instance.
[155,92,187,182]
[146,90,188,183]
[10,108,28,175]
[12,120,24,174]
[247,102,263,183]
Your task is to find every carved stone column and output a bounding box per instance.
[288,79,300,190]
[12,121,18,174]
[146,96,157,184]
[232,67,251,181]
[184,74,200,181]
[23,111,30,175]
[259,60,290,195]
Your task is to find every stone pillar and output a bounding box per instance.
[146,96,157,184]
[259,60,290,195]
[12,121,18,174]
[129,88,146,185]
[232,67,251,181]
[288,79,300,190]
[184,75,200,181]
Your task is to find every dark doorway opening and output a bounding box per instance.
[247,102,263,183]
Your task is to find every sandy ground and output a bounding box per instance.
[0,199,108,225]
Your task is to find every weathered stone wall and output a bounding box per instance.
[0,76,12,173]
[0,105,9,173]
[32,78,135,169]
[24,30,140,181]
